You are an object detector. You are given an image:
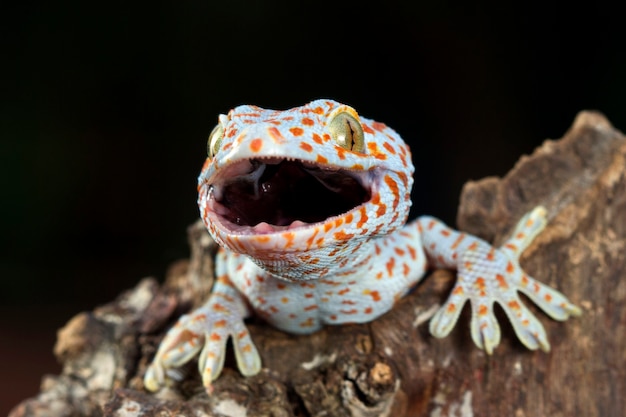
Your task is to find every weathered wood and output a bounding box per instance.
[10,111,625,417]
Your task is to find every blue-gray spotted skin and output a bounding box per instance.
[144,99,582,393]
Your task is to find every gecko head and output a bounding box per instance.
[197,100,415,279]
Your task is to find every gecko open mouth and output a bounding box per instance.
[208,158,370,230]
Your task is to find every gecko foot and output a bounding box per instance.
[429,206,581,354]
[144,300,262,393]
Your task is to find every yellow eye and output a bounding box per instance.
[328,109,365,153]
[207,124,224,157]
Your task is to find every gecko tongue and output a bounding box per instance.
[217,159,369,229]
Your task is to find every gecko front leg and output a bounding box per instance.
[144,249,261,393]
[422,206,581,353]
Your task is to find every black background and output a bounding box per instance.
[2,1,624,413]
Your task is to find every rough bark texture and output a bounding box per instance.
[10,111,625,417]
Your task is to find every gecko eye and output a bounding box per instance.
[328,110,365,153]
[207,124,224,158]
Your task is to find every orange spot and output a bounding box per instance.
[277,283,286,290]
[383,142,396,154]
[508,300,520,310]
[516,232,526,239]
[376,203,387,217]
[521,275,529,286]
[367,290,381,302]
[312,133,323,144]
[267,126,284,142]
[440,229,451,237]
[312,106,324,114]
[237,330,248,339]
[351,163,364,170]
[364,307,373,314]
[338,288,350,295]
[289,127,304,136]
[386,257,396,276]
[362,123,375,134]
[316,154,328,164]
[486,248,495,261]
[214,319,227,328]
[505,243,518,251]
[305,293,314,298]
[478,304,488,316]
[506,261,515,274]
[407,245,417,260]
[336,147,346,159]
[372,121,387,131]
[304,304,319,311]
[394,247,405,256]
[427,220,436,230]
[305,227,320,249]
[496,274,509,289]
[357,207,369,228]
[402,263,410,276]
[254,235,270,243]
[192,313,207,322]
[300,142,313,152]
[250,138,263,153]
[281,297,289,303]
[302,117,314,126]
[330,314,338,321]
[282,231,295,248]
[212,303,227,312]
[300,317,316,328]
[450,234,465,250]
[447,304,456,313]
[544,293,552,302]
[376,271,383,280]
[241,344,252,353]
[453,286,464,295]
[333,230,354,240]
[340,309,358,315]
[209,332,222,341]
[384,175,399,200]
[475,277,486,291]
[468,241,478,251]
[345,213,354,223]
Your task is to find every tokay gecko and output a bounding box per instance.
[144,99,581,393]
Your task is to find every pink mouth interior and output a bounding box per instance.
[209,159,370,231]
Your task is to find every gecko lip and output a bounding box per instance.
[208,158,371,231]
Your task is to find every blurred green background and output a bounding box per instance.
[2,1,624,413]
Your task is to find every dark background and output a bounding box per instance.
[2,1,624,413]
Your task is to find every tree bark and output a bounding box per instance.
[10,111,626,417]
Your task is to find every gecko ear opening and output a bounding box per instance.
[328,110,365,153]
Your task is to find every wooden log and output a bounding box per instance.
[10,111,625,417]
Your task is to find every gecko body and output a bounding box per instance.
[144,100,580,392]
